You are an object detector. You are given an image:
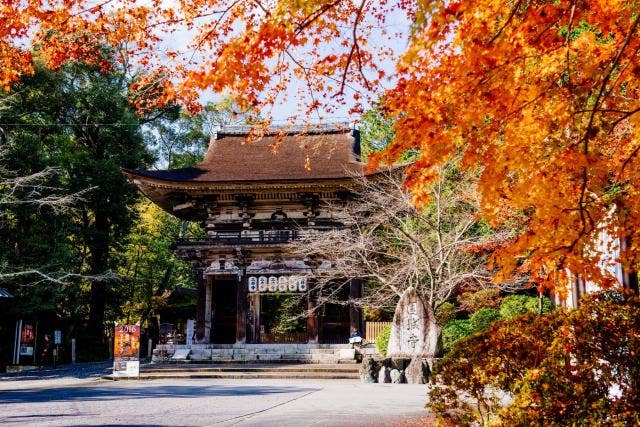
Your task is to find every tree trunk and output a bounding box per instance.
[88,210,110,351]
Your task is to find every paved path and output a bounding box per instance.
[0,377,432,426]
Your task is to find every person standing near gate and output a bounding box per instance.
[40,334,53,367]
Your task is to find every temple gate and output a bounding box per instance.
[124,124,371,346]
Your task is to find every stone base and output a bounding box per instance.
[405,358,430,384]
[358,356,432,384]
[152,343,358,364]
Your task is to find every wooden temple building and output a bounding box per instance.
[123,124,370,346]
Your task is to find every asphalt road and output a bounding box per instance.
[0,377,432,426]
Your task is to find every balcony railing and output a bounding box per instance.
[176,229,302,246]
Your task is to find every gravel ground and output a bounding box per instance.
[0,376,433,426]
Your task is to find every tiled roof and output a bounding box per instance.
[125,124,365,183]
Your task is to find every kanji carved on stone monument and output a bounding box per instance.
[387,288,439,358]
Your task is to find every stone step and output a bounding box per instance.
[308,348,338,354]
[153,358,345,365]
[158,344,353,350]
[153,344,358,364]
[141,363,359,373]
[105,363,360,380]
[281,353,315,360]
[106,371,359,380]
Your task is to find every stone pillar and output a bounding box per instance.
[349,279,363,335]
[204,277,212,343]
[236,269,248,344]
[307,280,319,344]
[194,264,206,343]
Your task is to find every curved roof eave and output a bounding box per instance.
[121,167,400,191]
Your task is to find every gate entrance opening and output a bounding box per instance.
[211,279,237,344]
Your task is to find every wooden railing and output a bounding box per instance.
[177,230,301,246]
[365,321,392,341]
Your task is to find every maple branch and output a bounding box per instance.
[472,46,564,91]
[295,0,343,34]
[580,12,640,144]
[337,0,367,96]
[284,50,323,121]
[143,7,236,30]
[619,117,640,174]
[354,42,372,91]
[66,0,115,21]
[488,0,524,44]
[188,0,242,59]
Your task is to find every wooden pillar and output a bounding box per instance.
[236,269,248,344]
[349,279,363,335]
[194,264,206,343]
[307,280,319,344]
[249,293,260,343]
[204,277,212,343]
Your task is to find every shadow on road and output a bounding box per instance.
[1,361,113,381]
[0,383,321,404]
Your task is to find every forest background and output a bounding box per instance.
[1,57,237,361]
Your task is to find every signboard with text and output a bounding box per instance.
[113,324,140,378]
[19,323,35,357]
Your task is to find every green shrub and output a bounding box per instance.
[435,301,456,326]
[469,308,500,331]
[500,294,555,319]
[375,324,392,357]
[524,295,555,315]
[441,319,474,352]
[499,295,532,319]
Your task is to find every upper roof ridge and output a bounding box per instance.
[216,122,352,138]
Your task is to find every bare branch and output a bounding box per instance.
[291,165,522,316]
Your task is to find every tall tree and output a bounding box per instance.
[60,61,155,348]
[0,59,155,352]
[0,64,93,328]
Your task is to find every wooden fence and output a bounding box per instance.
[365,321,392,342]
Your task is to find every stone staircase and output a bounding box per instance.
[125,363,360,380]
[152,343,359,364]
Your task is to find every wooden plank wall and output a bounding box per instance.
[365,321,392,341]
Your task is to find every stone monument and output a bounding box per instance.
[386,287,440,358]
